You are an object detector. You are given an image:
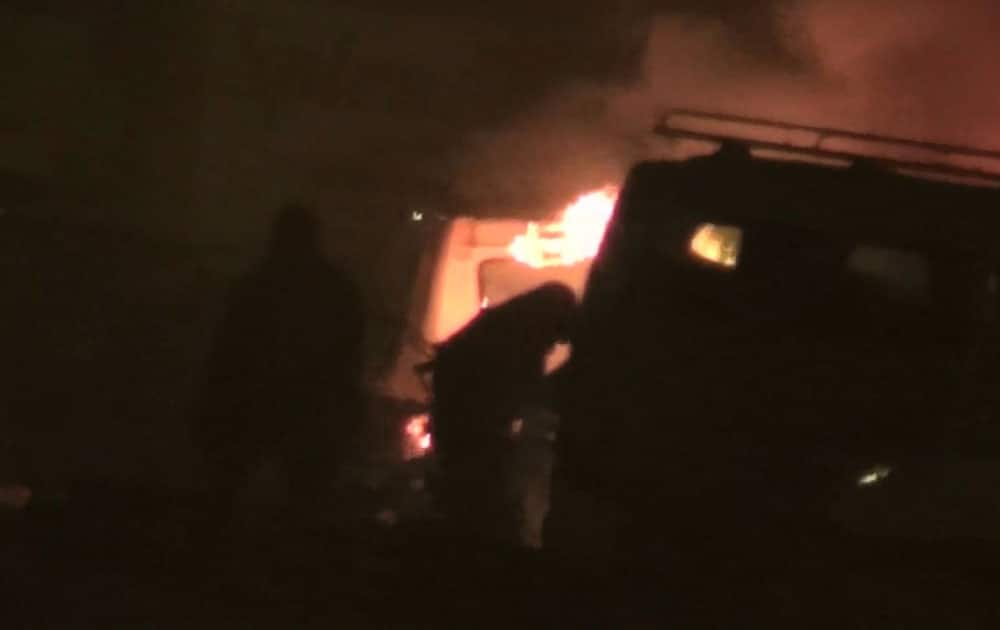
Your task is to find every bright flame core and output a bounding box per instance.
[404,414,432,459]
[508,187,617,268]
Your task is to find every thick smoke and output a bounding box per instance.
[452,0,1000,216]
[724,0,1000,143]
[448,83,648,217]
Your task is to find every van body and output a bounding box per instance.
[548,118,1000,623]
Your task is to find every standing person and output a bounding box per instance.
[427,282,575,547]
[193,202,366,544]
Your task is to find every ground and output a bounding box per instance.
[2,482,570,629]
[6,481,1000,628]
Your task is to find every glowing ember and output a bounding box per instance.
[857,465,892,487]
[404,413,433,459]
[405,415,427,438]
[508,187,617,268]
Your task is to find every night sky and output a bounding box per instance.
[5,0,1000,346]
[5,1,998,246]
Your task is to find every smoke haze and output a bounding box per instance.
[453,0,1000,215]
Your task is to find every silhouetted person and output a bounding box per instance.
[427,282,575,546]
[193,203,365,542]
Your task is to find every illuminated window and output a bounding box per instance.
[689,223,742,268]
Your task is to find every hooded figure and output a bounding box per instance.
[427,282,576,545]
[194,203,365,534]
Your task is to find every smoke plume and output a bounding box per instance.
[452,0,1000,216]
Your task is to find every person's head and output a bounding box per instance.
[269,202,321,257]
[520,282,578,345]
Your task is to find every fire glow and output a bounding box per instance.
[507,187,617,268]
[404,414,432,459]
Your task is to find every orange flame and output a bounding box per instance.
[405,414,428,438]
[508,187,618,268]
[404,414,433,459]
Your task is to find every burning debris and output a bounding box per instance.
[403,413,433,460]
[394,185,613,460]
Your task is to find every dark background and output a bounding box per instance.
[2,0,998,490]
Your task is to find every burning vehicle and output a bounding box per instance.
[368,189,615,538]
[377,188,616,457]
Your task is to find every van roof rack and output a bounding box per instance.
[654,109,1000,184]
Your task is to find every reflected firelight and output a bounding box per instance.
[857,465,892,487]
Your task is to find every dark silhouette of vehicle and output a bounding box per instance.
[547,111,1000,627]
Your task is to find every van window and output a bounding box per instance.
[689,223,742,268]
[667,221,992,335]
[847,245,930,303]
[477,258,588,308]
